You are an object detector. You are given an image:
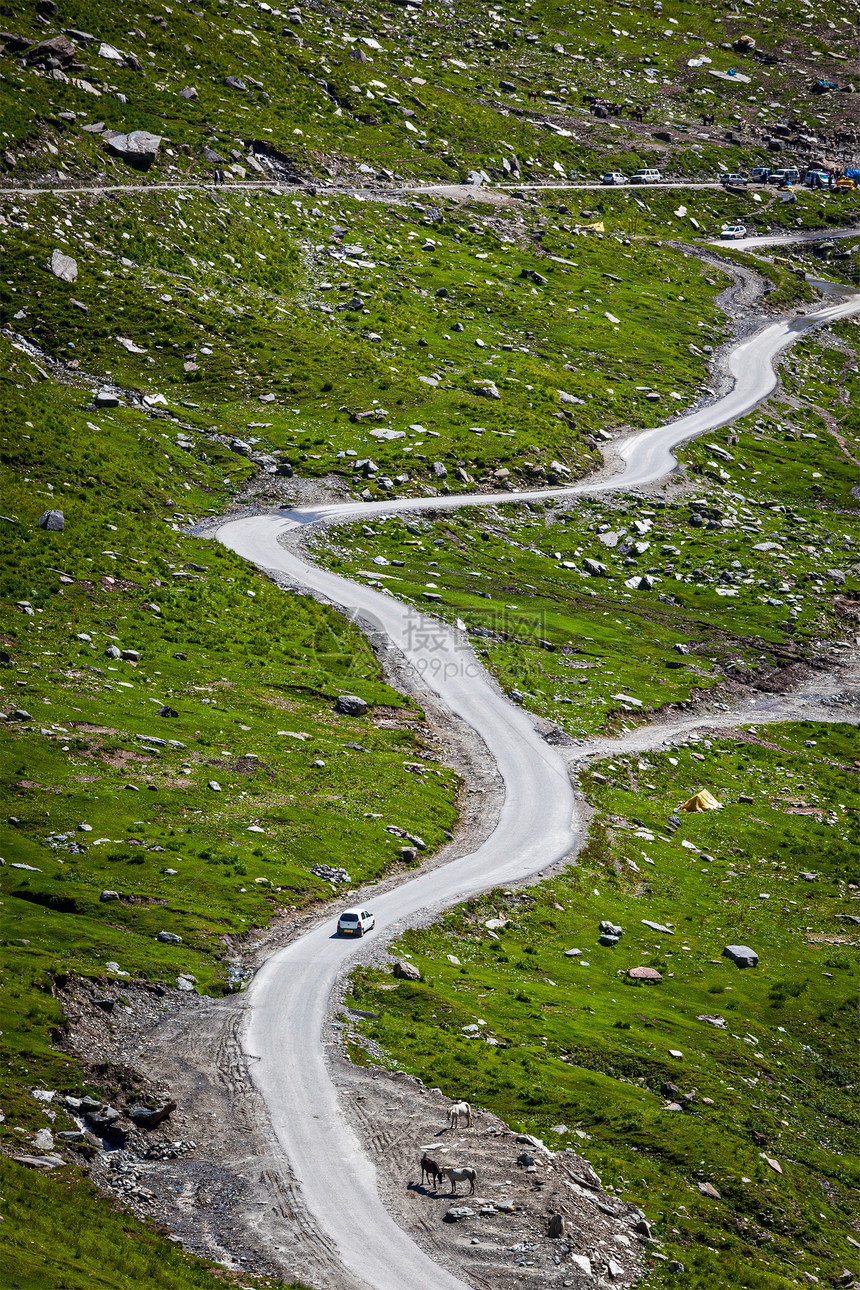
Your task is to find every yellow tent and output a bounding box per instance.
[679,789,722,812]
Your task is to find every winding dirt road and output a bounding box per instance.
[215,282,860,1290]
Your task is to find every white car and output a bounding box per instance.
[720,224,747,239]
[630,168,662,184]
[602,172,628,185]
[337,907,376,937]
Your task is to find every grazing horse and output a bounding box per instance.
[420,1153,444,1188]
[441,1166,477,1196]
[446,1101,472,1128]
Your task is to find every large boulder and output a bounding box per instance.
[334,694,368,716]
[106,130,162,169]
[25,34,76,63]
[48,250,77,282]
[723,944,758,968]
[38,509,65,531]
[392,960,421,981]
[127,1101,176,1128]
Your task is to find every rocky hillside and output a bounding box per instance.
[1,0,858,187]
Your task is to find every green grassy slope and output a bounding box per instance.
[313,322,859,736]
[0,354,453,1288]
[0,0,858,1283]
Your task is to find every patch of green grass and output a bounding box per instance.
[347,721,860,1289]
[0,1157,310,1290]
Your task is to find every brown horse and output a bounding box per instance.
[420,1153,444,1188]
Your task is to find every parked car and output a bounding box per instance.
[630,168,662,184]
[804,170,832,188]
[602,171,628,185]
[770,168,799,185]
[720,224,747,239]
[337,907,376,937]
[750,167,772,183]
[721,173,747,187]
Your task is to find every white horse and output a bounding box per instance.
[441,1165,477,1196]
[446,1100,472,1128]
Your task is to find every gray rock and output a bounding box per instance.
[179,86,198,100]
[94,389,120,407]
[106,131,162,168]
[87,1105,121,1130]
[722,944,758,968]
[120,649,140,662]
[105,644,121,659]
[393,959,421,981]
[642,920,674,934]
[547,1213,565,1238]
[26,34,76,64]
[432,461,447,479]
[310,863,351,883]
[207,780,221,792]
[608,1259,625,1279]
[473,380,501,399]
[38,509,65,531]
[668,1261,685,1273]
[99,890,120,902]
[224,76,247,91]
[48,250,77,282]
[583,557,608,577]
[159,705,178,718]
[335,694,368,716]
[127,1101,176,1128]
[12,1154,65,1171]
[156,930,183,944]
[634,1218,652,1238]
[444,1206,476,1221]
[599,920,623,937]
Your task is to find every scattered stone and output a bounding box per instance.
[698,1181,721,1199]
[12,1154,65,1171]
[156,930,182,944]
[393,960,421,981]
[628,966,662,981]
[48,250,77,282]
[547,1213,565,1238]
[310,864,351,883]
[444,1206,476,1221]
[38,509,65,531]
[99,890,120,903]
[127,1101,176,1128]
[335,694,368,716]
[158,705,178,718]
